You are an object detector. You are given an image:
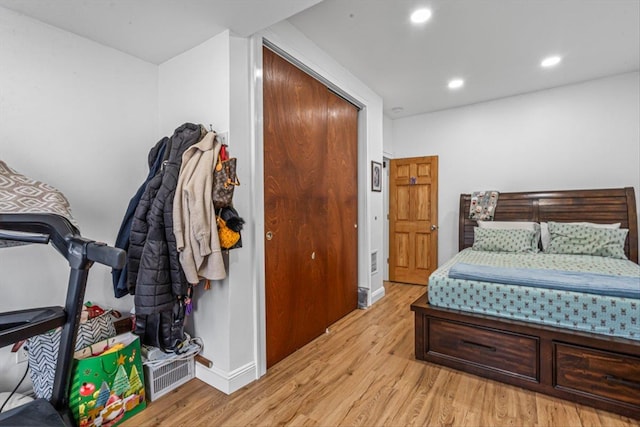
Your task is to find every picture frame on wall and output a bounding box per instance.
[371,161,382,192]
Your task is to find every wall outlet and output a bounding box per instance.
[15,346,28,364]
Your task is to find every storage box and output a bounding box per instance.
[143,356,195,401]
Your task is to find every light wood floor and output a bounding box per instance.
[123,282,637,427]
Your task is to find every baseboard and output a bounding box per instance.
[371,286,385,305]
[195,361,257,395]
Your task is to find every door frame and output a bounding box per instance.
[250,33,379,377]
[383,156,391,281]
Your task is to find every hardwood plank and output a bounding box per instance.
[123,283,638,427]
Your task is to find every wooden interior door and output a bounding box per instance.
[325,91,358,325]
[263,47,328,368]
[263,47,358,368]
[389,156,438,285]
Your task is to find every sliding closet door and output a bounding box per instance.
[325,92,358,325]
[263,47,359,368]
[263,47,329,368]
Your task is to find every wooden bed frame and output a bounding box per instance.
[411,187,640,419]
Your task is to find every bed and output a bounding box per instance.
[411,187,640,419]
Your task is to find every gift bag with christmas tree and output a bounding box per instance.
[69,332,146,427]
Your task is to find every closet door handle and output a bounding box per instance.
[266,231,273,241]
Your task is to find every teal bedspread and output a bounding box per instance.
[428,249,640,341]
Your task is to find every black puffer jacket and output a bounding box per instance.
[113,136,168,298]
[127,123,203,350]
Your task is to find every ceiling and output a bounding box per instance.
[0,0,322,63]
[0,0,638,118]
[289,0,640,117]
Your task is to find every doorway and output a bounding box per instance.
[388,156,438,285]
[262,46,359,368]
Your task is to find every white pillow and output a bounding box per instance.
[477,220,539,230]
[477,221,541,251]
[540,221,621,251]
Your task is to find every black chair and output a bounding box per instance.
[0,213,125,426]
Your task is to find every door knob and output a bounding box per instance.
[266,231,273,240]
[431,224,439,231]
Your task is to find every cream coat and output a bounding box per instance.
[173,132,226,283]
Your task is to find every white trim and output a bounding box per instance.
[195,362,257,395]
[249,34,267,379]
[383,156,390,282]
[371,285,386,305]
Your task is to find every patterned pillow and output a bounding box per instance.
[546,222,628,259]
[472,228,539,253]
[540,221,620,251]
[477,221,541,249]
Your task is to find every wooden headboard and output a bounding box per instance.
[459,187,638,263]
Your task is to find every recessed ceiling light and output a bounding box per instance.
[410,8,432,24]
[541,55,562,68]
[391,107,404,114]
[448,79,464,90]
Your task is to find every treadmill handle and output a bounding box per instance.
[86,242,126,269]
[0,230,50,244]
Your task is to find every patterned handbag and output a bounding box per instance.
[26,310,117,399]
[213,156,240,209]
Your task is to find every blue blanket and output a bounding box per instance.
[448,262,640,299]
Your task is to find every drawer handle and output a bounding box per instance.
[461,340,496,352]
[604,375,640,389]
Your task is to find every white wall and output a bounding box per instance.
[0,6,158,391]
[158,31,232,379]
[158,31,257,393]
[392,72,640,263]
[383,114,394,157]
[158,35,230,139]
[226,34,256,384]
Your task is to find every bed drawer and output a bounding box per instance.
[554,343,640,406]
[427,318,538,381]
